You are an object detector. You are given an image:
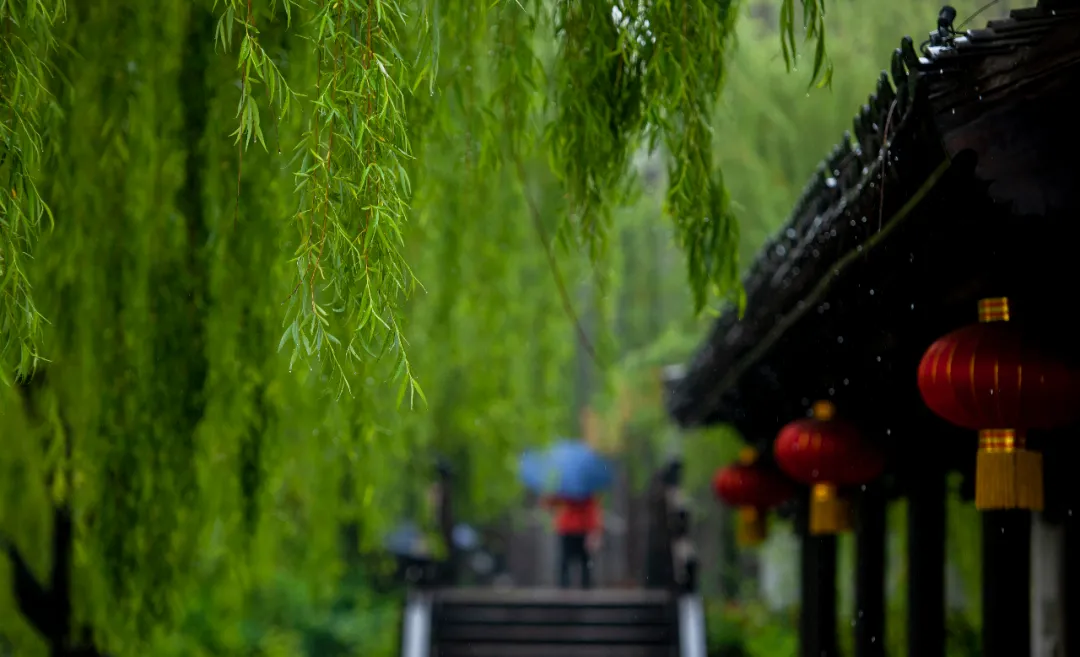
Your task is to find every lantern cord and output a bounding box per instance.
[689,156,954,423]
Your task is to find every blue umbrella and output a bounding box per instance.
[519,438,614,500]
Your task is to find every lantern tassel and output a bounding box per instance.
[809,483,851,535]
[737,507,767,546]
[975,430,1044,511]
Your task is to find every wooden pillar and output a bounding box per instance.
[1066,514,1080,657]
[801,530,839,657]
[855,484,886,657]
[983,511,1032,657]
[1031,514,1065,657]
[908,468,946,657]
[813,535,839,657]
[799,523,817,657]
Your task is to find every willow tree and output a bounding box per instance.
[1,0,834,654]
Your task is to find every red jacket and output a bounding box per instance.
[544,497,602,536]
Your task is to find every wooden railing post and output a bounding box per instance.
[435,458,456,587]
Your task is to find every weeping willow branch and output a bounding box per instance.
[781,0,833,89]
[513,153,601,367]
[0,0,64,383]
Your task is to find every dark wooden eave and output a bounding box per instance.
[666,4,1080,477]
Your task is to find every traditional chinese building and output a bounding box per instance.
[666,3,1080,657]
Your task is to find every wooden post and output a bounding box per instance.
[983,511,1032,657]
[799,530,816,657]
[1066,513,1080,657]
[797,488,839,657]
[436,460,457,586]
[813,535,840,657]
[1031,514,1065,657]
[855,484,886,657]
[908,468,946,657]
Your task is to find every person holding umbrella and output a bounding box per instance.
[519,438,613,589]
[541,494,603,589]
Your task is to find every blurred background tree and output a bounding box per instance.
[0,0,1008,655]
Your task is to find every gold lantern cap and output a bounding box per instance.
[811,400,835,421]
[978,297,1010,323]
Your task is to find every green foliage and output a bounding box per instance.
[152,569,401,657]
[705,599,798,657]
[0,0,64,382]
[0,0,1009,654]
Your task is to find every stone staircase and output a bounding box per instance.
[428,588,680,657]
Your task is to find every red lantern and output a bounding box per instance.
[774,401,883,534]
[917,297,1080,511]
[712,448,796,546]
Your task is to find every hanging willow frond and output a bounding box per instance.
[0,0,65,382]
[284,0,424,405]
[545,0,644,269]
[782,0,833,89]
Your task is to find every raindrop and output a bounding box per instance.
[876,356,882,362]
[886,429,892,435]
[857,245,864,252]
[951,108,956,114]
[837,336,844,344]
[833,169,840,177]
[843,378,850,385]
[830,229,838,237]
[911,304,915,310]
[812,469,820,478]
[812,249,821,258]
[850,219,857,227]
[861,216,868,223]
[869,289,875,296]
[775,244,788,256]
[825,177,838,188]
[786,228,798,239]
[828,388,835,396]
